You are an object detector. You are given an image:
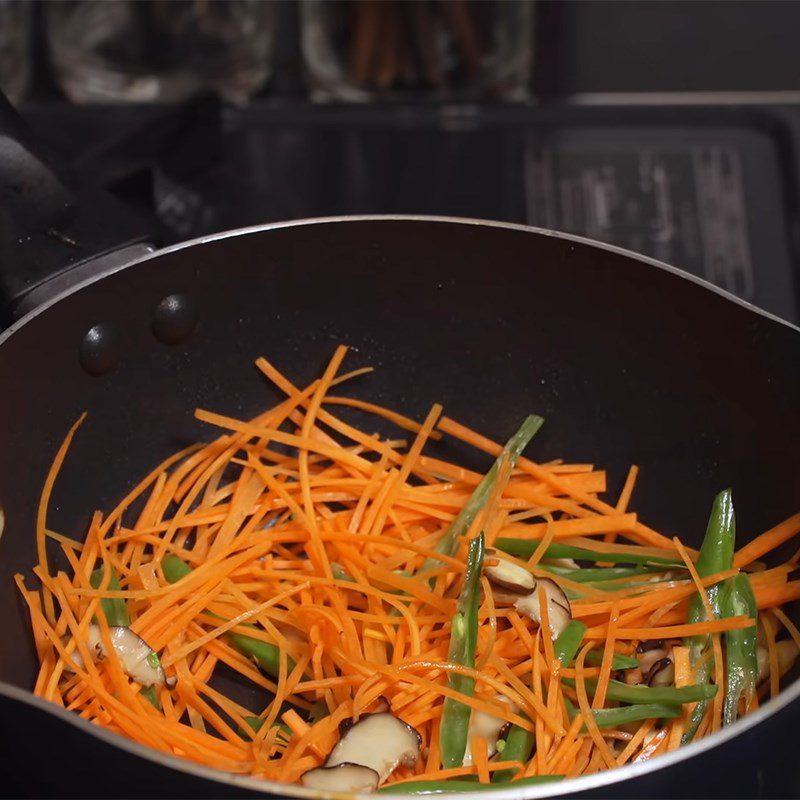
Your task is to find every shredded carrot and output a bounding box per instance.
[734,512,800,568]
[574,643,617,770]
[758,612,778,703]
[670,645,692,748]
[17,348,798,787]
[36,414,87,623]
[472,736,491,784]
[592,601,620,709]
[526,512,556,567]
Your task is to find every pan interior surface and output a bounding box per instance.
[0,217,798,797]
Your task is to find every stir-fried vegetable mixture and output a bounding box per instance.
[18,347,800,791]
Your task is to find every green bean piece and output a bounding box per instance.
[227,630,287,677]
[553,620,588,666]
[494,538,682,567]
[90,565,130,627]
[564,697,682,729]
[491,720,535,782]
[439,533,485,769]
[564,677,718,705]
[237,715,292,741]
[584,649,639,670]
[331,562,353,582]
[682,489,735,744]
[540,565,655,583]
[425,416,544,569]
[720,574,758,726]
[239,715,265,738]
[162,553,192,583]
[378,776,564,794]
[590,703,682,729]
[688,489,736,651]
[140,685,161,711]
[162,554,292,677]
[583,577,677,594]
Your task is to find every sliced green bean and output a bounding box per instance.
[237,715,292,741]
[426,416,544,568]
[688,489,736,650]
[331,562,353,582]
[378,776,563,794]
[565,677,717,705]
[239,715,265,738]
[494,538,682,567]
[555,622,633,668]
[554,620,587,666]
[140,684,161,711]
[162,554,292,677]
[491,720,534,782]
[591,703,682,729]
[720,574,758,726]
[227,631,289,677]
[682,489,735,744]
[439,533,485,769]
[565,697,682,729]
[90,565,130,627]
[162,553,192,583]
[540,565,655,583]
[584,649,639,670]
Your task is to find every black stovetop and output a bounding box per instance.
[18,99,800,325]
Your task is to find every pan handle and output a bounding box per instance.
[0,92,155,326]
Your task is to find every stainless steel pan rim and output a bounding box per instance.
[2,214,798,796]
[3,214,799,348]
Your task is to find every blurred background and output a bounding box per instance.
[1,0,799,323]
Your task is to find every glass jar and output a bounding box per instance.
[45,0,276,104]
[301,0,534,102]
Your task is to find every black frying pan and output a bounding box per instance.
[0,102,799,800]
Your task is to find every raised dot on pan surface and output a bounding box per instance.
[79,322,121,376]
[152,293,198,345]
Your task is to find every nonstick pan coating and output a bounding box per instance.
[0,217,798,798]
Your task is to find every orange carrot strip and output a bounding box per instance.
[574,643,616,770]
[592,601,620,709]
[600,464,639,558]
[526,513,555,568]
[591,616,752,641]
[501,514,638,541]
[616,718,656,766]
[734,512,800,567]
[37,414,87,623]
[323,396,443,440]
[437,417,682,552]
[669,645,692,748]
[472,736,491,784]
[773,607,800,650]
